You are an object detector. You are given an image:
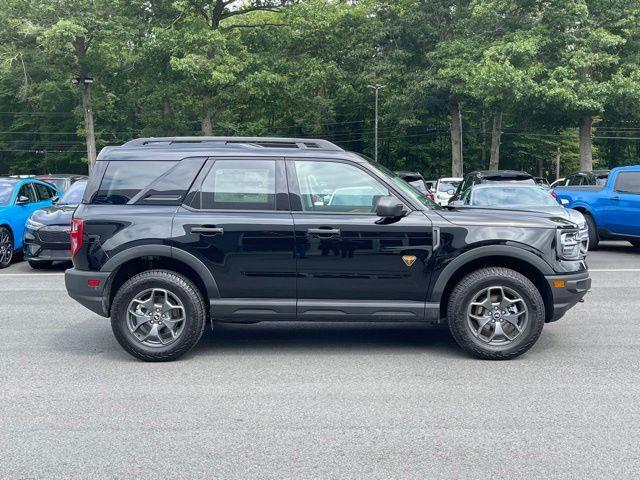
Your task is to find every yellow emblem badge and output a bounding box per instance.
[402,255,417,267]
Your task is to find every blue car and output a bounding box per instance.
[0,177,61,268]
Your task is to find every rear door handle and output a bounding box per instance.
[191,226,224,236]
[307,227,341,238]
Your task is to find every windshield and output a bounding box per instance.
[59,180,87,205]
[438,180,460,192]
[374,164,440,209]
[471,186,559,207]
[0,180,17,206]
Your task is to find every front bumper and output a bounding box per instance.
[24,226,72,261]
[65,268,111,317]
[545,270,591,322]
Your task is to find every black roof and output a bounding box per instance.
[96,136,365,162]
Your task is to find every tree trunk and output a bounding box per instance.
[162,96,172,136]
[552,146,561,180]
[489,110,502,170]
[536,157,544,177]
[201,102,213,136]
[579,115,593,171]
[449,100,463,177]
[81,85,96,173]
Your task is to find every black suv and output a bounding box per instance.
[65,137,590,361]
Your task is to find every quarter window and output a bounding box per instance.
[200,160,276,210]
[94,161,176,204]
[293,161,390,213]
[614,172,640,194]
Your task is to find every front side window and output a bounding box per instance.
[294,161,389,213]
[200,160,276,210]
[94,161,176,204]
[614,171,640,194]
[17,184,37,203]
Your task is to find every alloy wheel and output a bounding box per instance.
[467,286,528,346]
[126,288,186,347]
[0,229,13,266]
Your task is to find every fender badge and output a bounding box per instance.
[402,255,417,267]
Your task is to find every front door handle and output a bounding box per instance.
[191,225,224,236]
[610,196,620,202]
[307,227,341,238]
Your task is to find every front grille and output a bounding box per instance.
[37,226,71,244]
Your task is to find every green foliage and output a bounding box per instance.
[1,0,640,177]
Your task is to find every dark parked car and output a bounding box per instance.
[65,137,590,362]
[450,170,535,203]
[395,171,429,194]
[24,180,87,268]
[555,170,610,187]
[36,174,87,193]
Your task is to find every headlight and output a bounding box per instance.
[556,228,583,260]
[26,218,45,230]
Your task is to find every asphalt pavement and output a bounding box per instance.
[1,241,639,479]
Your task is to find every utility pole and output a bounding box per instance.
[72,76,96,173]
[367,83,385,162]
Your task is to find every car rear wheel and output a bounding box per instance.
[111,269,207,362]
[28,260,53,269]
[0,227,14,269]
[584,213,599,250]
[447,267,546,360]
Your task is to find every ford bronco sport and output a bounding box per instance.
[65,137,590,361]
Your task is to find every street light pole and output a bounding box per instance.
[368,83,385,162]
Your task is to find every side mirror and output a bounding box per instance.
[16,195,29,205]
[375,196,405,218]
[449,200,465,207]
[52,196,60,204]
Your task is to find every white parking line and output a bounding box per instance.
[0,273,65,276]
[590,269,640,272]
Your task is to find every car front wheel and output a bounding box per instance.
[0,227,13,269]
[447,267,546,360]
[111,269,207,362]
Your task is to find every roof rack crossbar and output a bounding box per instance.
[122,137,343,151]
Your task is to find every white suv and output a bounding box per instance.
[433,177,462,205]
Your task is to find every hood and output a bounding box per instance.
[29,204,77,226]
[438,206,582,229]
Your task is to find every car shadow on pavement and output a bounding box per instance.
[194,322,462,358]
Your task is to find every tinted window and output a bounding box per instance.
[17,184,37,203]
[294,161,389,213]
[614,171,640,194]
[60,180,87,205]
[200,160,276,210]
[94,161,176,204]
[33,183,54,201]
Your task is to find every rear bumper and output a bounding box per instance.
[545,271,591,322]
[65,268,111,317]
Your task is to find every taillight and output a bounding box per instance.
[427,193,435,201]
[551,193,557,199]
[70,218,83,257]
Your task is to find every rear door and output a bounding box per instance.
[608,171,640,236]
[287,158,435,321]
[172,157,297,321]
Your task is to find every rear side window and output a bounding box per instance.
[33,183,55,200]
[614,171,640,194]
[200,160,276,210]
[93,161,176,204]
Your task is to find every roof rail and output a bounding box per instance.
[121,136,343,151]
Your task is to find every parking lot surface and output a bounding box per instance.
[1,241,639,479]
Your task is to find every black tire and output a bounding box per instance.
[0,226,14,269]
[447,267,546,360]
[584,213,599,250]
[111,269,207,362]
[28,260,53,269]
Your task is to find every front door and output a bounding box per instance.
[607,171,640,236]
[172,158,297,320]
[286,158,435,321]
